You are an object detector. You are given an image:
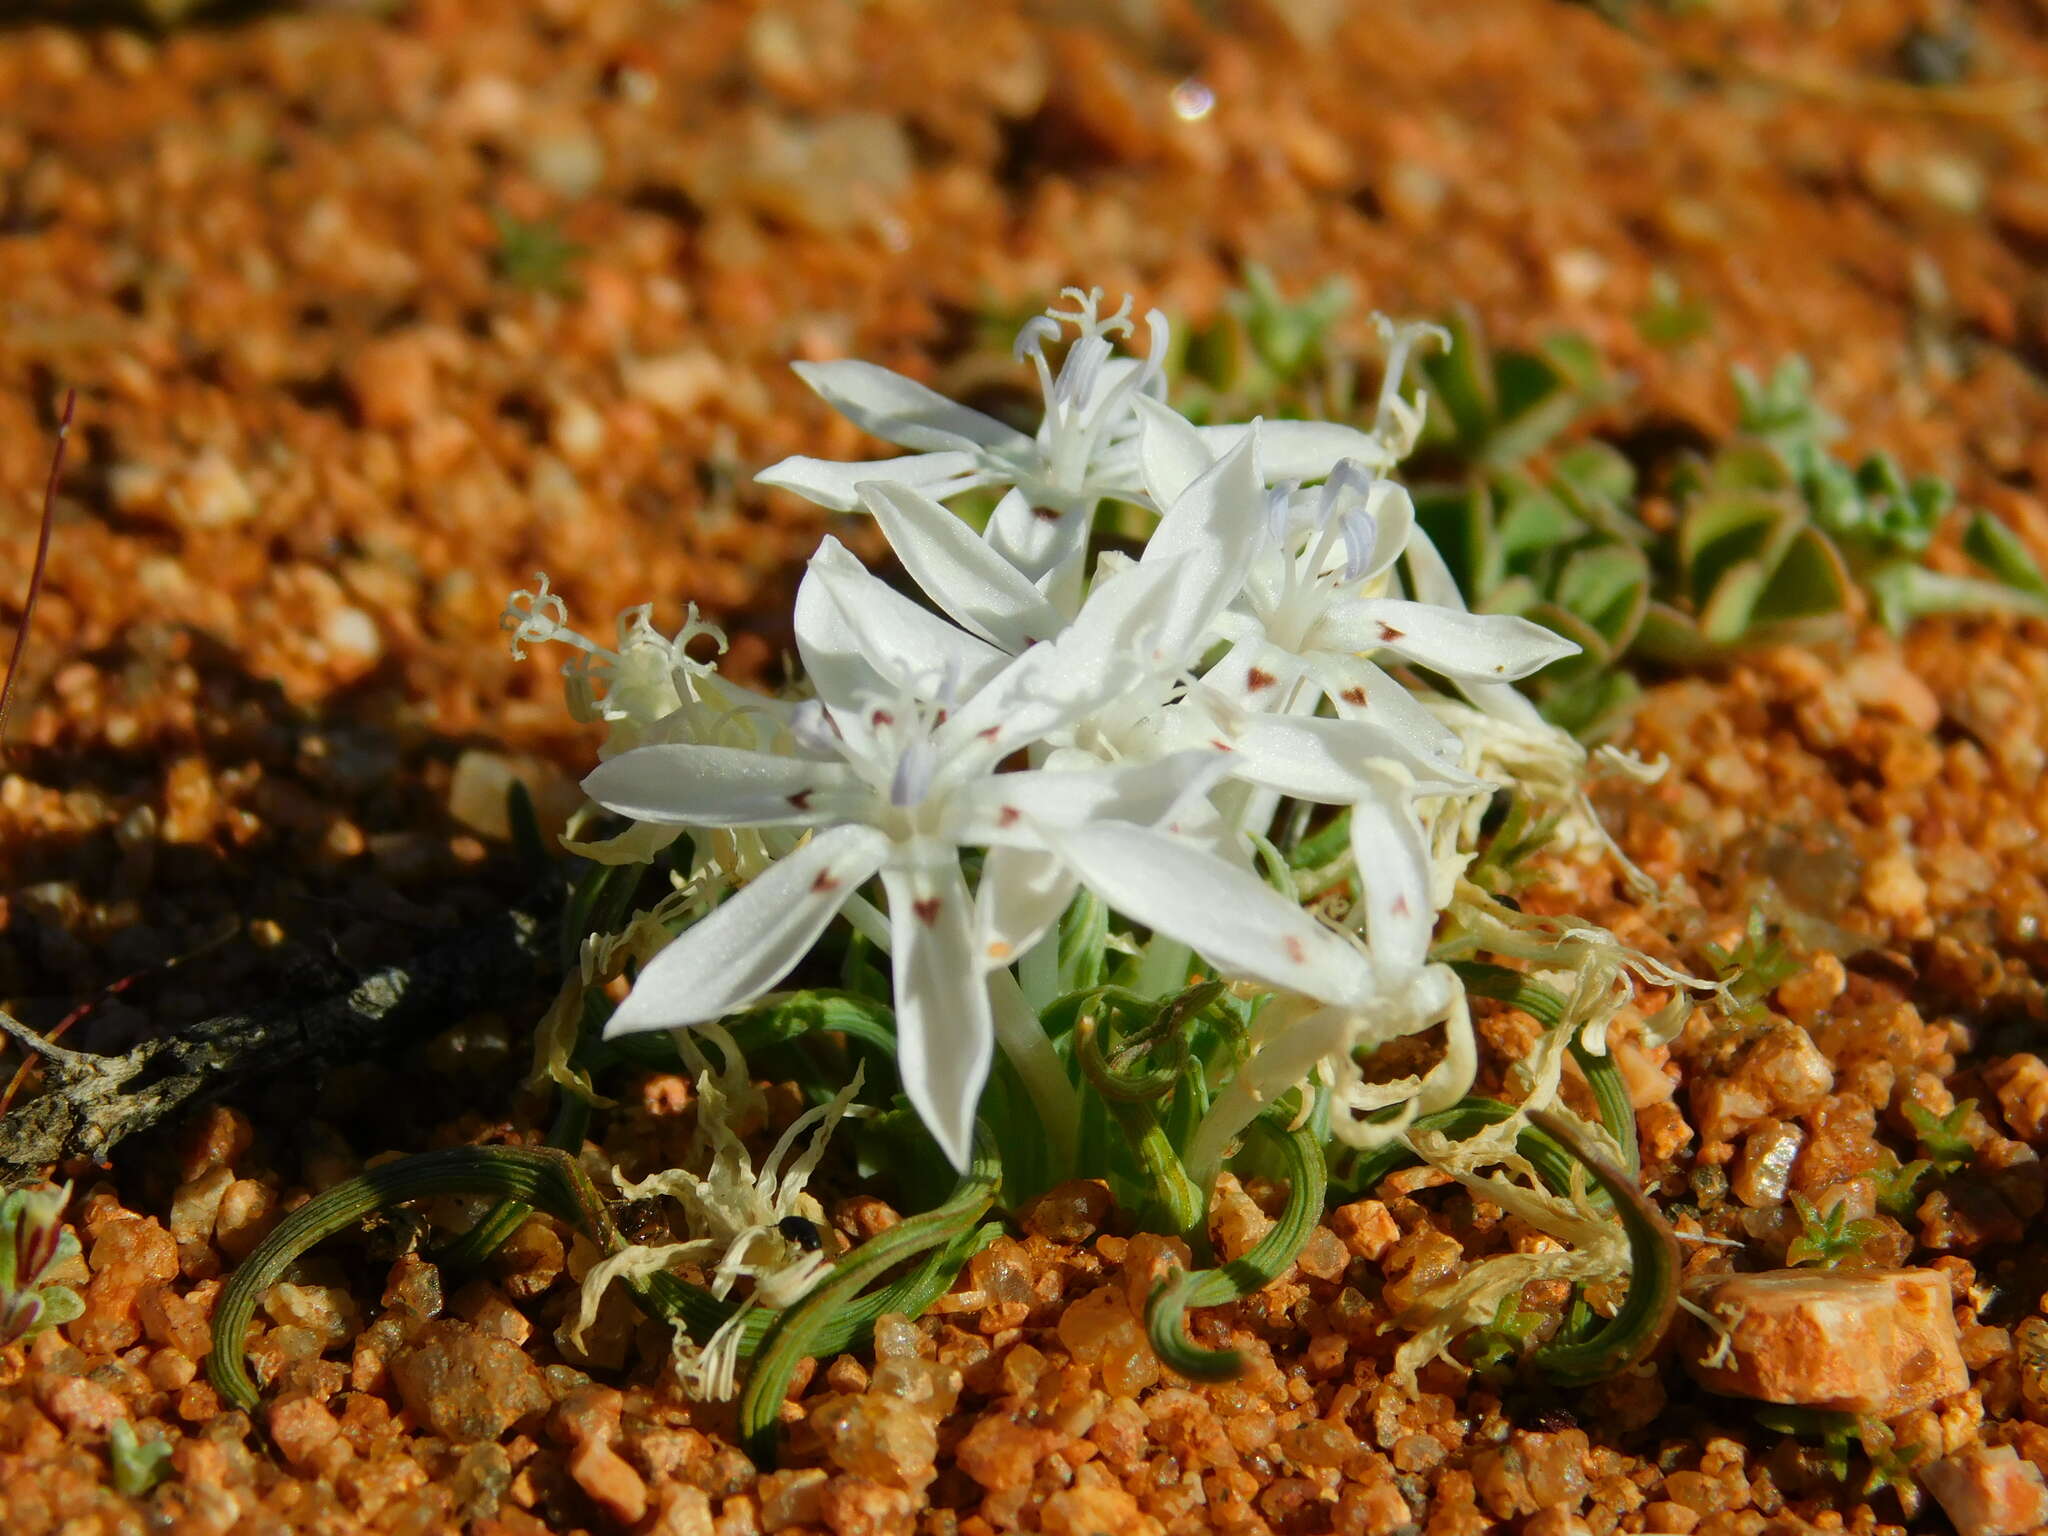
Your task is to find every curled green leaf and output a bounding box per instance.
[1144,1115,1325,1382]
[739,1125,1002,1465]
[209,1146,758,1413]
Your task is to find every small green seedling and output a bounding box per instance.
[492,210,586,297]
[0,1183,84,1346]
[1699,910,1801,1023]
[1784,1192,1885,1270]
[108,1419,173,1497]
[1903,1100,1976,1176]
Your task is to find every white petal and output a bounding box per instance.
[935,557,1191,770]
[1306,653,1465,765]
[1040,821,1376,1002]
[1354,480,1416,583]
[859,481,1065,652]
[1139,431,1263,661]
[1195,637,1305,713]
[983,487,1073,582]
[974,846,1076,968]
[758,450,989,513]
[951,750,1228,847]
[1220,712,1480,801]
[881,855,994,1171]
[1349,784,1435,975]
[802,538,1011,701]
[1197,419,1397,482]
[603,825,889,1036]
[794,360,1031,455]
[1134,394,1213,510]
[584,745,858,827]
[1319,598,1579,681]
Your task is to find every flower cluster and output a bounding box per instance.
[511,288,1585,1177]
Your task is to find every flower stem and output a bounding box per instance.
[988,969,1081,1174]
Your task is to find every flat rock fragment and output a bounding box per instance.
[1921,1445,2048,1536]
[1682,1267,1966,1416]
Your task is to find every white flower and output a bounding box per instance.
[760,288,1402,610]
[584,543,1225,1168]
[1197,462,1581,770]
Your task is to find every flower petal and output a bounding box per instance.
[603,825,890,1037]
[584,745,859,827]
[935,554,1194,768]
[974,846,1076,968]
[1197,419,1397,482]
[1139,430,1264,661]
[858,480,1066,652]
[1306,653,1464,765]
[984,487,1079,585]
[1217,712,1480,801]
[801,537,1011,702]
[1317,597,1579,681]
[758,450,990,513]
[952,749,1228,847]
[882,853,994,1171]
[1348,782,1436,974]
[793,360,1032,456]
[1040,821,1376,1002]
[1135,394,1213,510]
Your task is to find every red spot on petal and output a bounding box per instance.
[997,806,1021,827]
[1377,622,1404,642]
[871,709,895,727]
[1032,504,1061,523]
[978,725,1002,741]
[1210,739,1236,752]
[811,870,840,893]
[1283,936,1308,964]
[1391,895,1411,917]
[1340,687,1368,706]
[913,897,943,926]
[1246,667,1277,692]
[789,788,813,810]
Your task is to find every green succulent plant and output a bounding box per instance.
[1408,318,2048,738]
[1417,306,1609,472]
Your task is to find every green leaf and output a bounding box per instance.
[1696,559,1772,645]
[1750,526,1851,627]
[108,1420,173,1498]
[1494,485,1587,572]
[1863,561,2048,634]
[1553,544,1651,648]
[1056,888,1108,997]
[1485,354,1587,468]
[1551,441,1639,518]
[31,1283,83,1332]
[1963,512,2048,598]
[1144,1115,1326,1381]
[1679,492,1788,605]
[1537,668,1640,741]
[1423,309,1496,452]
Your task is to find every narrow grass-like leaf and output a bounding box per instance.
[1144,1115,1325,1382]
[739,1125,1002,1464]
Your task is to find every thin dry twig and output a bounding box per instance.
[1,389,74,761]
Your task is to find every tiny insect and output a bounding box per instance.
[776,1215,823,1252]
